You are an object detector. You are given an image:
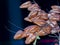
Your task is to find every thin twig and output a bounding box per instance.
[8,20,23,30]
[4,25,16,33]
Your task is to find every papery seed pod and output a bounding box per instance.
[28,10,38,19]
[28,3,40,11]
[51,29,58,34]
[24,25,40,33]
[51,26,59,34]
[46,20,58,28]
[32,17,46,26]
[49,13,60,21]
[37,10,45,16]
[36,30,46,36]
[24,10,38,22]
[37,11,48,20]
[14,30,23,39]
[51,5,60,10]
[51,26,60,34]
[25,33,36,44]
[37,25,52,36]
[24,17,32,22]
[46,20,54,27]
[21,31,30,38]
[50,20,58,26]
[42,25,52,34]
[20,1,32,8]
[50,5,60,13]
[50,10,60,13]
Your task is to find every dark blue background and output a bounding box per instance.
[0,0,60,45]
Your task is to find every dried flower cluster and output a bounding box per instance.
[14,1,60,45]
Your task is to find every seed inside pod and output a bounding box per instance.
[20,1,32,8]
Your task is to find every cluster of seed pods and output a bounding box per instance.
[14,1,60,44]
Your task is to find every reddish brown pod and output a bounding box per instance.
[25,33,36,44]
[37,11,48,20]
[36,30,46,36]
[24,10,38,22]
[28,10,38,19]
[21,25,40,38]
[28,3,40,11]
[14,30,23,39]
[42,25,52,34]
[36,24,52,36]
[32,16,46,26]
[49,13,60,21]
[24,17,32,22]
[51,5,60,13]
[51,5,60,10]
[14,25,40,40]
[24,25,40,33]
[20,1,32,8]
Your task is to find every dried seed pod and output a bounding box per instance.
[20,1,32,8]
[50,10,60,13]
[14,30,23,39]
[24,17,32,22]
[51,5,60,10]
[24,10,38,22]
[50,5,60,13]
[49,13,60,21]
[21,31,30,38]
[36,25,52,36]
[46,20,58,28]
[36,30,46,36]
[24,25,40,33]
[42,25,52,34]
[28,10,38,19]
[25,33,36,44]
[51,26,59,34]
[50,20,58,26]
[37,11,48,20]
[32,17,46,26]
[28,3,40,11]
